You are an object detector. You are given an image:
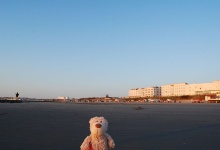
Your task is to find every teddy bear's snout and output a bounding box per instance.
[95,123,102,128]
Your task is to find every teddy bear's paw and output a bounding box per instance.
[109,142,115,149]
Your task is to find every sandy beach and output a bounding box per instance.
[0,102,220,150]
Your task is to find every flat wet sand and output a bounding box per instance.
[0,102,220,150]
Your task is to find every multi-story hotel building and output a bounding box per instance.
[185,80,220,95]
[161,83,188,96]
[128,87,161,97]
[129,80,220,97]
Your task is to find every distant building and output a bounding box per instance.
[205,93,220,103]
[129,87,161,97]
[57,96,70,101]
[161,83,188,96]
[129,80,220,97]
[161,80,220,96]
[186,80,220,95]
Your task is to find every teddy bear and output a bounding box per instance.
[80,116,115,150]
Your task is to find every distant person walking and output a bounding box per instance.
[15,92,19,98]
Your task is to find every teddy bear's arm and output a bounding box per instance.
[80,136,91,150]
[106,134,115,149]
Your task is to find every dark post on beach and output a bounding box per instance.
[15,92,19,98]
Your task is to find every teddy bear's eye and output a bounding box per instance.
[100,121,102,123]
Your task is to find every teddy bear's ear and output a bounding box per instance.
[99,117,105,121]
[104,118,108,124]
[89,116,98,124]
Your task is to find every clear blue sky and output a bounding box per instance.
[0,0,219,98]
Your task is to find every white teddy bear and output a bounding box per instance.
[80,116,115,150]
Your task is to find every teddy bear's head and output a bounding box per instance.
[89,116,108,136]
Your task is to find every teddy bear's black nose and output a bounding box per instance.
[95,124,102,128]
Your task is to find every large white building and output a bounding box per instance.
[161,83,188,96]
[161,80,220,96]
[129,80,220,97]
[185,80,220,95]
[129,87,161,97]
